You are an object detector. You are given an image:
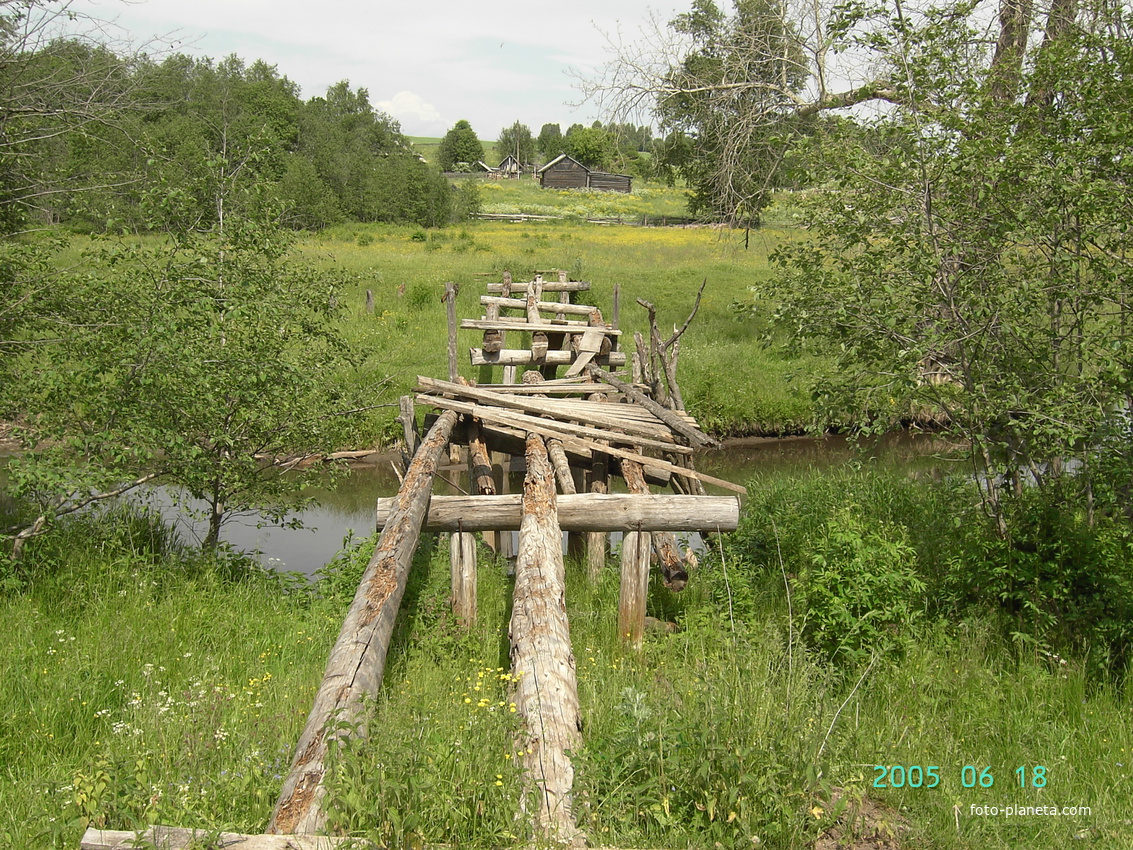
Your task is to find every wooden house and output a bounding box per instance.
[497,155,526,178]
[537,154,632,193]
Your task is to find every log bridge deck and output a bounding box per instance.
[81,271,744,849]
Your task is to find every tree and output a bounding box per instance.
[764,0,1133,533]
[537,122,563,160]
[437,119,484,170]
[5,209,377,556]
[495,120,535,164]
[562,125,615,170]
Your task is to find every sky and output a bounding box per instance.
[66,0,685,139]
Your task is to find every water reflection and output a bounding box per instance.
[3,431,960,577]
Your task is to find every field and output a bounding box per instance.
[6,198,1131,850]
[294,186,820,447]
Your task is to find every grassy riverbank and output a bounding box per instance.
[5,465,1131,849]
[294,214,821,444]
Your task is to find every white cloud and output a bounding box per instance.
[376,91,442,130]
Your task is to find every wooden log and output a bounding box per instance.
[488,280,589,293]
[471,348,626,368]
[510,434,583,844]
[376,494,740,532]
[587,365,717,448]
[587,448,610,582]
[531,331,549,363]
[463,318,621,335]
[398,395,419,459]
[481,295,597,316]
[468,419,496,495]
[547,439,577,496]
[451,530,477,624]
[622,460,689,592]
[268,410,458,836]
[81,827,358,849]
[444,281,458,382]
[417,377,683,444]
[619,527,651,650]
[483,329,504,354]
[526,276,544,325]
[415,395,693,455]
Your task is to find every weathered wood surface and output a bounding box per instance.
[375,494,739,532]
[510,433,583,845]
[467,418,496,496]
[81,827,357,849]
[444,280,459,382]
[462,318,621,335]
[619,526,651,650]
[622,458,690,592]
[471,348,626,368]
[481,295,596,316]
[416,377,688,444]
[587,446,611,582]
[268,410,458,836]
[416,394,693,454]
[488,280,589,293]
[587,365,717,448]
[450,530,477,624]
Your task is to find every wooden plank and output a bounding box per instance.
[462,319,621,336]
[587,365,716,448]
[415,395,693,454]
[471,348,626,367]
[481,295,597,316]
[444,281,458,382]
[619,527,651,650]
[451,531,477,625]
[268,410,458,835]
[623,459,689,592]
[564,327,606,378]
[416,377,680,443]
[488,280,589,293]
[511,433,582,843]
[81,827,357,849]
[376,494,740,532]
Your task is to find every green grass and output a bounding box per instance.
[6,473,1131,849]
[295,218,819,446]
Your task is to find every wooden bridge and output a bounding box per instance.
[82,271,744,849]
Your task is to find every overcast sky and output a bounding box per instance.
[66,0,684,139]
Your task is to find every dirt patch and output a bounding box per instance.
[814,788,910,850]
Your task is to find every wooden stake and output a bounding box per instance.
[619,526,651,650]
[268,410,458,836]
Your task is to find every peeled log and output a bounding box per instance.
[268,409,458,836]
[510,434,583,845]
[375,494,740,533]
[622,460,690,592]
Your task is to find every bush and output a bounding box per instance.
[796,507,925,665]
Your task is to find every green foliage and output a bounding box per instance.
[797,508,925,665]
[437,119,485,171]
[5,211,379,553]
[767,1,1133,533]
[654,0,810,223]
[536,122,563,160]
[562,125,615,170]
[494,120,534,164]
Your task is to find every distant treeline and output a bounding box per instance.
[12,44,466,232]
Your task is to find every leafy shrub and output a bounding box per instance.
[796,507,925,665]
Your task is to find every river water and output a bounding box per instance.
[2,430,955,577]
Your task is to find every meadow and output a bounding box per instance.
[6,186,1131,850]
[295,188,820,446]
[5,468,1132,849]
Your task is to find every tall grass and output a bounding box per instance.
[5,473,1132,848]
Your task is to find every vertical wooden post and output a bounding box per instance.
[450,525,477,625]
[365,289,374,313]
[510,433,583,845]
[445,281,459,383]
[270,410,458,836]
[619,526,651,650]
[586,450,610,582]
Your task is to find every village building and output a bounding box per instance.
[537,153,632,193]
